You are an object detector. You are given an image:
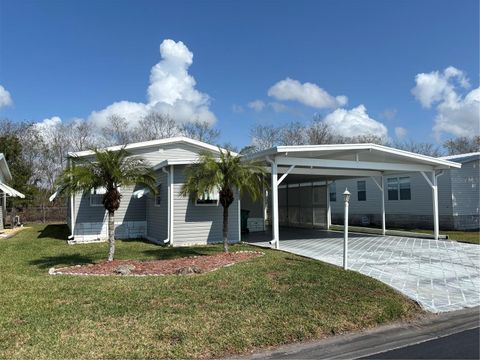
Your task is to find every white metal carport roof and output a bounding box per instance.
[243,143,461,247]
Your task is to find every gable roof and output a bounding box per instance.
[68,136,236,158]
[439,152,480,164]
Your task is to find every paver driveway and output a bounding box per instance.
[245,229,480,312]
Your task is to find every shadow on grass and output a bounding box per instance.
[37,224,70,240]
[142,246,220,260]
[29,253,94,269]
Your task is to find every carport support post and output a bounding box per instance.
[432,171,439,241]
[381,176,386,235]
[271,160,280,249]
[326,181,331,230]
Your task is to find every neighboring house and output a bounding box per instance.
[0,153,26,229]
[66,137,240,245]
[330,152,479,230]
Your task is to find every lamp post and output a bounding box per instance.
[343,188,351,270]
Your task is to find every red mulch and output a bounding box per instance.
[50,251,263,276]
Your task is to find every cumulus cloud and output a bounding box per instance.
[412,66,480,139]
[0,85,13,108]
[268,78,347,109]
[89,39,216,128]
[323,105,388,139]
[395,126,407,139]
[33,116,63,141]
[248,100,266,112]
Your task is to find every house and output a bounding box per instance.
[66,138,462,245]
[329,152,479,230]
[0,153,26,229]
[66,137,240,245]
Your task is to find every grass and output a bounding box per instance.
[331,224,479,245]
[0,224,421,359]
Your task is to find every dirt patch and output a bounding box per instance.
[49,251,264,276]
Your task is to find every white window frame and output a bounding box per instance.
[90,187,106,207]
[387,177,411,201]
[357,180,367,201]
[329,182,337,202]
[195,188,219,207]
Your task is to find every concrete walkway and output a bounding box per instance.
[245,228,480,313]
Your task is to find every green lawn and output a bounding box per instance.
[331,224,479,245]
[0,224,421,359]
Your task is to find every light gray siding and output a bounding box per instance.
[451,159,480,229]
[146,170,168,242]
[74,185,146,224]
[172,165,240,246]
[0,204,3,230]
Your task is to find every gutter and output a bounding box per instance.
[68,158,75,240]
[161,166,174,245]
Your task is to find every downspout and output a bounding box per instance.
[68,157,75,240]
[162,167,171,245]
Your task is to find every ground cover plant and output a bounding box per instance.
[0,224,421,359]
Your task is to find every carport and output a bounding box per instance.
[243,144,462,247]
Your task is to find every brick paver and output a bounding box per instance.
[246,229,480,313]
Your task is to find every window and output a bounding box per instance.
[387,178,398,200]
[90,187,105,206]
[387,177,411,201]
[329,182,336,202]
[399,177,411,200]
[195,189,219,206]
[357,180,366,201]
[155,185,162,206]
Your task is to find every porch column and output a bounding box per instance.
[371,176,386,235]
[432,171,439,240]
[381,176,386,235]
[271,160,280,249]
[326,181,331,230]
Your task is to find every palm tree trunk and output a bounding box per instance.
[222,205,229,253]
[107,210,115,261]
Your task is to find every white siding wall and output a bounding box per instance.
[172,165,240,246]
[451,160,479,216]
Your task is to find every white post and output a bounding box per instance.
[432,171,439,240]
[271,161,280,249]
[343,188,350,270]
[381,175,386,235]
[326,181,331,230]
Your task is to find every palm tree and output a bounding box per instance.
[56,148,157,261]
[181,150,266,252]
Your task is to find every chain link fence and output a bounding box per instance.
[6,206,67,224]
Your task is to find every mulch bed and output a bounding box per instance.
[49,251,264,276]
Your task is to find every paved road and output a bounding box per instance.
[363,327,479,359]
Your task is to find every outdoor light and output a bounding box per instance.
[343,188,351,270]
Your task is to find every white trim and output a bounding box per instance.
[276,167,382,178]
[277,165,295,186]
[153,159,200,171]
[69,136,237,158]
[245,143,461,169]
[326,181,331,229]
[170,165,174,246]
[276,156,437,172]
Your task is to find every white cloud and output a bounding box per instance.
[268,78,347,109]
[395,126,407,139]
[88,39,216,128]
[323,105,388,139]
[268,102,289,113]
[412,66,480,139]
[248,100,266,112]
[0,85,13,108]
[33,116,63,141]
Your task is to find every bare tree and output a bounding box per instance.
[101,115,135,146]
[250,124,282,151]
[181,120,220,143]
[444,136,480,155]
[136,112,180,141]
[67,119,96,152]
[391,140,443,157]
[281,121,306,145]
[305,116,336,145]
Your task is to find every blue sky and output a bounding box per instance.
[0,0,478,147]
